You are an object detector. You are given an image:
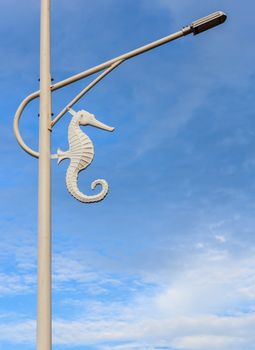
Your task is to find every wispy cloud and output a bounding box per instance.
[1,243,255,349]
[0,272,35,296]
[1,2,255,350]
[124,0,255,158]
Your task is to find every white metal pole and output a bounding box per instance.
[37,0,52,349]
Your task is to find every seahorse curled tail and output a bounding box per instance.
[66,167,109,203]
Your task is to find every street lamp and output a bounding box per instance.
[13,2,227,350]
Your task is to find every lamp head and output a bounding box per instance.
[191,11,227,35]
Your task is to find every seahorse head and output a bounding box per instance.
[69,108,114,132]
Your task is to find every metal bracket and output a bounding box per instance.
[13,61,123,158]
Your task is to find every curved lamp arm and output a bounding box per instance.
[13,11,227,158]
[13,29,186,158]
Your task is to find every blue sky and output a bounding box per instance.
[0,0,255,349]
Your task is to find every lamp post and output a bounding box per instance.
[37,1,52,349]
[13,2,227,349]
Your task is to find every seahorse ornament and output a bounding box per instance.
[57,108,114,203]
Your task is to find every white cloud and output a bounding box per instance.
[1,313,254,350]
[172,334,245,350]
[53,254,98,284]
[127,1,255,158]
[1,245,255,349]
[0,272,35,296]
[0,320,35,343]
[215,235,226,243]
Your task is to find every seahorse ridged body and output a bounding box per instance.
[57,109,114,203]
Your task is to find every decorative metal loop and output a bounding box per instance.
[13,91,40,158]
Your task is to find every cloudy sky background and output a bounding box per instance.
[0,0,255,349]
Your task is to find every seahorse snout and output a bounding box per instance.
[77,111,114,132]
[89,118,114,132]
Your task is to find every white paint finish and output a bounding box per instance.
[37,0,52,349]
[57,109,114,203]
[13,29,186,159]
